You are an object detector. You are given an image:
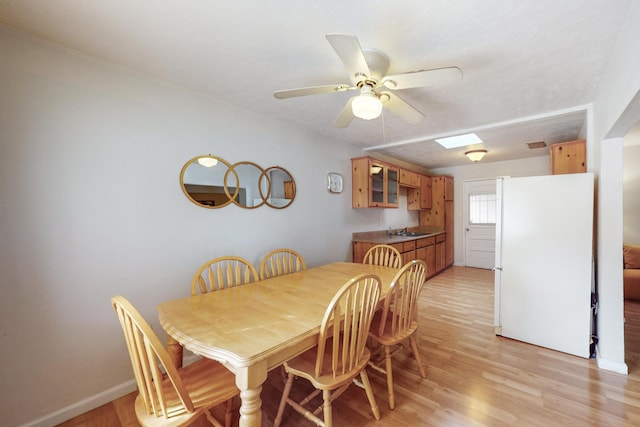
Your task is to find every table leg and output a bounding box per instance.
[235,360,268,427]
[166,336,183,368]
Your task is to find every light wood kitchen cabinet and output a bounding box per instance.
[435,233,446,272]
[401,240,416,265]
[420,175,432,209]
[444,176,454,201]
[352,241,403,263]
[407,174,432,211]
[420,175,454,269]
[445,201,454,266]
[352,157,399,208]
[399,169,421,188]
[420,176,445,226]
[415,236,436,278]
[550,139,586,174]
[352,235,443,277]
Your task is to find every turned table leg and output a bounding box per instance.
[236,361,268,427]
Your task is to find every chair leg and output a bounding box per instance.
[224,399,233,427]
[409,336,427,378]
[359,370,381,420]
[322,389,332,427]
[274,373,294,427]
[383,345,395,410]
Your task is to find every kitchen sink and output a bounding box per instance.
[395,232,428,237]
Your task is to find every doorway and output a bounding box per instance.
[624,121,640,372]
[463,179,497,269]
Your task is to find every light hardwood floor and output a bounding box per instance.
[58,266,640,426]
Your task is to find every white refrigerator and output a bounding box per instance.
[494,173,594,358]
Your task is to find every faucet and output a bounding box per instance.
[400,227,408,234]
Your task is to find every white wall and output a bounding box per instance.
[0,25,417,426]
[430,156,549,265]
[623,143,640,244]
[591,0,640,373]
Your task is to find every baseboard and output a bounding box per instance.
[17,379,137,427]
[18,353,202,427]
[597,357,629,375]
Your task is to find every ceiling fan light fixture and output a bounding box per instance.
[465,149,487,162]
[352,86,382,120]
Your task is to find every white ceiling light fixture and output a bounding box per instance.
[465,149,487,162]
[436,133,483,149]
[352,85,382,120]
[197,157,218,167]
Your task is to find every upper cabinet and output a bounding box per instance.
[352,157,398,208]
[399,168,421,188]
[550,139,586,174]
[352,157,436,210]
[408,175,432,210]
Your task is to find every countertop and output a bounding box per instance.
[352,227,445,244]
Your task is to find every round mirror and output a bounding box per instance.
[261,166,296,209]
[225,161,266,209]
[180,155,238,209]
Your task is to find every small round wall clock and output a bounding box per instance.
[327,172,343,193]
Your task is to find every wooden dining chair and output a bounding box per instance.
[367,260,428,409]
[363,244,402,268]
[111,296,238,427]
[259,248,307,280]
[274,273,382,427]
[191,256,258,295]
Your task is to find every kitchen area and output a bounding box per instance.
[351,156,454,279]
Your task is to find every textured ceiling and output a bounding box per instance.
[0,0,632,168]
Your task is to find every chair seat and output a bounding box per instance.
[284,337,372,390]
[369,311,419,346]
[134,358,237,427]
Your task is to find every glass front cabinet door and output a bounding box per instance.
[351,157,399,208]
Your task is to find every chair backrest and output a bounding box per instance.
[315,273,381,378]
[376,260,427,337]
[191,256,258,295]
[363,244,402,268]
[259,248,307,280]
[111,296,194,419]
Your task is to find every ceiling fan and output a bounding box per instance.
[273,34,462,128]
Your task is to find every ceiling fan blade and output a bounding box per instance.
[382,66,462,90]
[334,97,355,128]
[380,91,424,124]
[325,34,371,78]
[273,84,352,99]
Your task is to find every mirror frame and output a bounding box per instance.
[225,161,267,209]
[262,166,296,209]
[179,155,238,209]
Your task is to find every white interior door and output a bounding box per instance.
[463,179,496,269]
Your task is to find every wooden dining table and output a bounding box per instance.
[157,261,400,427]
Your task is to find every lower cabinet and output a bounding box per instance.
[353,233,446,279]
[435,234,446,273]
[401,240,416,265]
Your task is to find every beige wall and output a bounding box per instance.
[591,0,640,373]
[0,25,417,426]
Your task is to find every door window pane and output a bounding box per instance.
[469,193,496,224]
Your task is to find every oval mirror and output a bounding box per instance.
[261,166,296,209]
[225,161,266,209]
[180,155,238,209]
